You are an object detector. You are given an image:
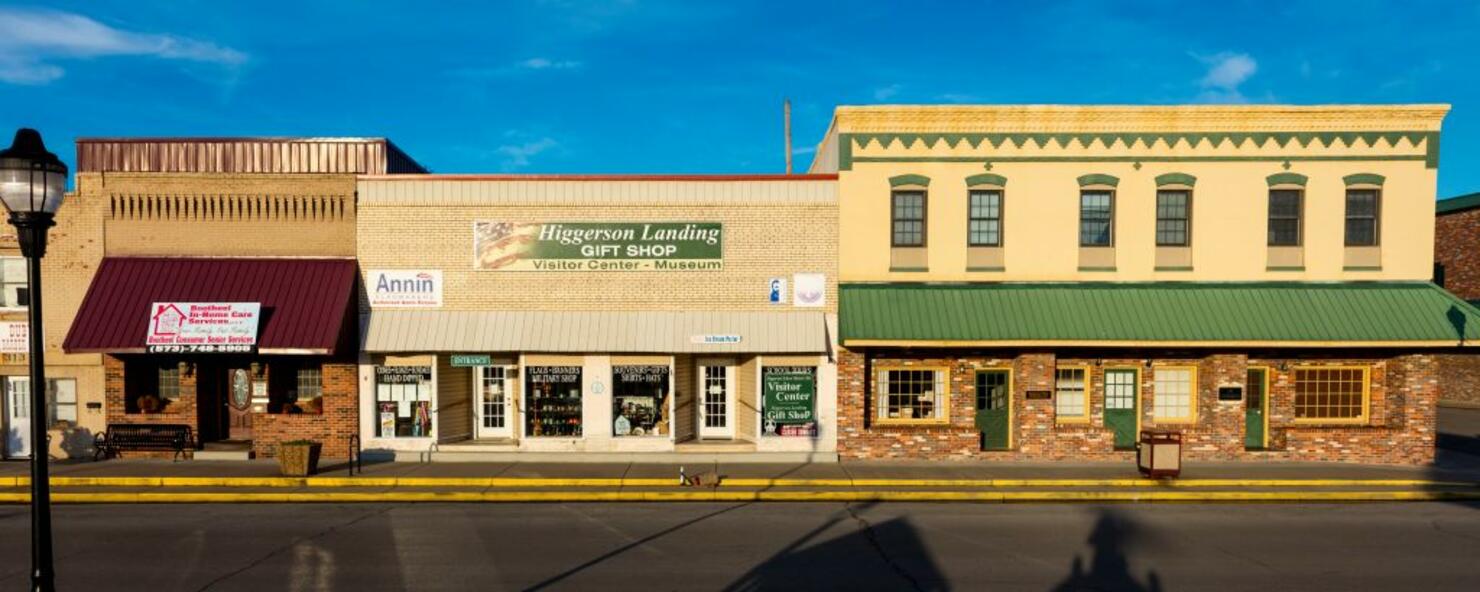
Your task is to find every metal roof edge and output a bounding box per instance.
[1437,192,1480,215]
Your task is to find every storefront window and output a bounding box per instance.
[376,366,432,437]
[526,366,582,437]
[124,361,182,414]
[269,361,324,414]
[762,366,817,437]
[612,365,669,437]
[48,379,77,428]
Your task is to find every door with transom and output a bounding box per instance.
[477,365,514,439]
[697,360,735,439]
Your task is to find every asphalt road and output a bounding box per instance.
[0,502,1477,591]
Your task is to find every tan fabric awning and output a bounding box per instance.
[362,310,832,354]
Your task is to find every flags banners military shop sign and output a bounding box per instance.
[473,221,723,271]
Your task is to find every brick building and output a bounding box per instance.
[354,175,838,460]
[47,138,423,459]
[1434,192,1480,406]
[810,104,1468,465]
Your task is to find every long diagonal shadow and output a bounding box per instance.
[523,502,753,592]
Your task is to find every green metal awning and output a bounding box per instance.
[839,282,1480,347]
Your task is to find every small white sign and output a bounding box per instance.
[793,273,826,308]
[690,334,742,345]
[0,321,27,354]
[767,278,787,304]
[146,302,260,353]
[368,270,443,308]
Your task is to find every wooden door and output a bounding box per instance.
[1104,368,1139,450]
[697,361,734,439]
[975,370,1011,450]
[227,368,253,440]
[1245,368,1268,450]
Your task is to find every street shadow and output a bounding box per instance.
[724,503,949,591]
[1050,508,1163,592]
[1429,405,1480,509]
[56,426,95,460]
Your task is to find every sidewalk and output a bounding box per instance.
[2,457,1477,503]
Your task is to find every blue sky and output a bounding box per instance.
[2,1,1479,197]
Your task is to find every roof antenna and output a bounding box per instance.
[784,98,793,175]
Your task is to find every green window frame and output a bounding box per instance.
[1345,189,1380,246]
[1268,189,1303,246]
[891,190,927,247]
[967,190,1002,247]
[1155,190,1190,246]
[1079,191,1114,247]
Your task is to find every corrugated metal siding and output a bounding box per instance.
[363,311,829,353]
[839,282,1480,343]
[437,357,473,442]
[358,178,837,206]
[76,139,427,174]
[63,258,358,353]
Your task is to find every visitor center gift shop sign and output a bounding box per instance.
[145,302,261,353]
[473,221,723,271]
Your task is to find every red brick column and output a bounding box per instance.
[251,362,358,458]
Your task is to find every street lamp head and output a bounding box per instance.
[0,128,67,217]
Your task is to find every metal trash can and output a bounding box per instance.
[1136,430,1183,478]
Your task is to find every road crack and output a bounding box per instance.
[843,502,927,592]
[194,504,396,591]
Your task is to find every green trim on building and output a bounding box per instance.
[964,173,1007,187]
[839,282,1480,343]
[888,266,930,273]
[1266,266,1306,271]
[1154,173,1197,187]
[1154,266,1194,272]
[836,130,1439,171]
[1343,173,1386,186]
[849,155,1426,166]
[1077,174,1120,188]
[1266,172,1308,187]
[1438,192,1480,215]
[888,174,930,187]
[966,266,1006,272]
[1077,266,1118,272]
[1343,266,1383,271]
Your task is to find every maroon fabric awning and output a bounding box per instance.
[64,258,357,354]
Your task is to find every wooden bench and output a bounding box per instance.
[93,424,196,461]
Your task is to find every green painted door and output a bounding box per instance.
[1104,369,1138,450]
[975,370,1011,450]
[1245,368,1267,450]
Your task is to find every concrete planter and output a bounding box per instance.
[277,441,322,476]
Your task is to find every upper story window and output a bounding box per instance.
[0,257,28,309]
[1079,191,1114,247]
[1267,189,1303,246]
[891,190,927,247]
[1345,189,1380,246]
[1155,190,1191,246]
[967,190,1002,247]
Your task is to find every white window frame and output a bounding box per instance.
[1153,366,1198,423]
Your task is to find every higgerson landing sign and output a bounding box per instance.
[473,221,723,271]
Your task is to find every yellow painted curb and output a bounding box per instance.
[7,476,1476,489]
[0,490,1477,504]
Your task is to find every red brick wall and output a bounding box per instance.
[1435,208,1480,300]
[251,362,357,458]
[103,355,199,459]
[1437,353,1480,405]
[838,347,1439,465]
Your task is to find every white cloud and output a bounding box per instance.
[873,84,901,101]
[518,57,582,70]
[791,145,817,156]
[496,137,559,170]
[1193,51,1258,104]
[0,6,246,85]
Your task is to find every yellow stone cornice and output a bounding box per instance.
[832,104,1450,133]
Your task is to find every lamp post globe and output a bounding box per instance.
[0,127,67,592]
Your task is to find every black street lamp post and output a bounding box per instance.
[0,128,67,592]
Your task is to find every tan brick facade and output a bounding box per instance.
[839,347,1437,465]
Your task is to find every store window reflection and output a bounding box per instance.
[613,365,669,437]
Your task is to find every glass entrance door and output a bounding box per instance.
[4,377,30,458]
[697,362,734,439]
[1104,368,1139,450]
[477,366,513,439]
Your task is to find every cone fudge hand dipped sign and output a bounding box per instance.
[474,222,722,271]
[146,302,261,353]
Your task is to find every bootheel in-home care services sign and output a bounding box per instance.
[145,302,261,353]
[473,221,722,271]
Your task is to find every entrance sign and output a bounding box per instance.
[762,366,817,436]
[145,302,260,353]
[474,221,723,271]
[450,354,492,367]
[368,270,443,307]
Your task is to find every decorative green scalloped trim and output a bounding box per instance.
[1155,173,1197,187]
[1342,173,1386,186]
[1077,174,1119,187]
[964,173,1007,187]
[889,174,930,187]
[837,131,1440,170]
[1266,172,1308,186]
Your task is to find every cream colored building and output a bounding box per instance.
[355,175,839,461]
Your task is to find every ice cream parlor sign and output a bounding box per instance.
[146,302,261,353]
